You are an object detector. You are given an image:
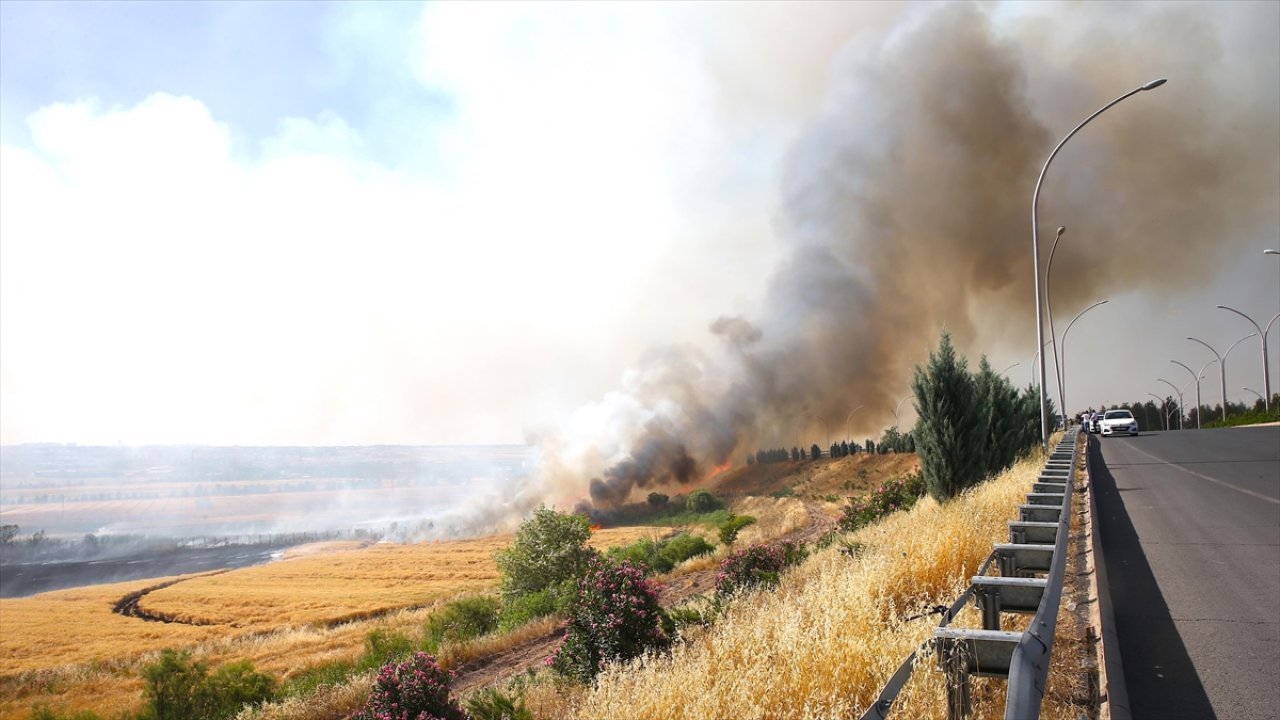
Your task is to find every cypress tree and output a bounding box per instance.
[912,332,988,501]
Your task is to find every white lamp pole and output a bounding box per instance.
[1032,78,1168,450]
[1188,333,1257,422]
[1171,359,1214,429]
[845,406,864,444]
[1157,378,1187,430]
[1215,305,1278,412]
[1059,299,1109,426]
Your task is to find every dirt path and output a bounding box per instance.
[452,500,839,695]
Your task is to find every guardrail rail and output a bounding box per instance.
[860,431,1080,720]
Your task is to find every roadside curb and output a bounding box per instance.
[1085,434,1130,720]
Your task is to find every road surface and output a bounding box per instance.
[1090,426,1280,720]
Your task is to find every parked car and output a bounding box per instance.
[1099,409,1139,437]
[1087,412,1102,433]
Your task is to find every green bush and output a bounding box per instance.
[551,559,670,682]
[714,540,807,598]
[494,506,598,601]
[685,489,723,513]
[139,649,276,720]
[606,537,670,574]
[283,658,355,698]
[424,595,501,651]
[352,652,465,720]
[363,628,415,667]
[658,533,714,567]
[497,586,563,632]
[717,514,757,545]
[646,492,669,507]
[464,688,534,720]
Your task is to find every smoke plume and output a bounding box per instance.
[508,2,1278,517]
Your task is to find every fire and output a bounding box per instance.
[707,461,733,479]
[589,523,603,533]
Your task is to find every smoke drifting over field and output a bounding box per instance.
[525,2,1279,514]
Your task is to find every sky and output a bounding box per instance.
[1,1,1277,466]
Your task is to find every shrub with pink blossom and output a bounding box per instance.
[351,651,466,720]
[550,559,670,682]
[714,540,807,597]
[838,472,925,532]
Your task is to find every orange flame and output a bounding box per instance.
[589,523,603,533]
[708,461,733,479]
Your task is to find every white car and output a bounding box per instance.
[1098,409,1139,437]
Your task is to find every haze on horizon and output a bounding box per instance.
[2,1,1277,476]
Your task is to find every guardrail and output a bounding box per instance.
[860,431,1080,720]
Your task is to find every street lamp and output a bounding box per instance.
[1031,78,1167,450]
[845,406,864,444]
[1031,340,1052,390]
[1146,392,1172,431]
[1188,333,1257,422]
[1216,305,1278,412]
[1243,387,1266,405]
[1000,363,1020,378]
[1059,299,1108,425]
[1265,249,1280,256]
[1045,225,1067,426]
[1157,378,1186,430]
[1171,359,1215,429]
[891,395,912,428]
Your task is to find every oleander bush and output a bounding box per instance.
[550,559,670,683]
[714,540,806,598]
[351,652,465,720]
[837,472,925,532]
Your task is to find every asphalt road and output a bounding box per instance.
[1090,426,1280,720]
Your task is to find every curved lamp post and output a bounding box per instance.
[1216,305,1278,412]
[1188,333,1257,422]
[1031,340,1052,391]
[1243,387,1266,405]
[1000,362,1021,378]
[1266,249,1280,256]
[1146,392,1172,431]
[1171,359,1215,429]
[1045,225,1067,425]
[1031,78,1167,450]
[1157,378,1187,430]
[891,395,912,428]
[845,406,864,444]
[1059,299,1108,425]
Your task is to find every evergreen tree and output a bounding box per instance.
[912,332,988,502]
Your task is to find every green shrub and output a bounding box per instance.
[912,332,988,501]
[646,492,669,507]
[139,649,276,720]
[363,628,415,667]
[424,595,501,651]
[714,540,807,598]
[769,486,795,499]
[606,537,670,574]
[352,652,465,720]
[464,688,534,720]
[658,533,714,567]
[494,507,598,601]
[497,587,562,632]
[283,658,355,697]
[685,489,723,514]
[717,514,757,545]
[550,559,670,682]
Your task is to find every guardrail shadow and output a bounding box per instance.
[1088,438,1216,720]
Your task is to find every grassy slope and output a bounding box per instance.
[570,451,1085,720]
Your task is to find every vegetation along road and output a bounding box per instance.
[1090,426,1280,720]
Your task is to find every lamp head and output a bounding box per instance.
[1141,78,1168,91]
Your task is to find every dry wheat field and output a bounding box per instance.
[0,526,656,718]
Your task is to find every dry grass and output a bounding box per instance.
[0,526,656,719]
[570,451,1057,719]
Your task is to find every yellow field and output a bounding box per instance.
[571,449,1087,720]
[0,525,658,719]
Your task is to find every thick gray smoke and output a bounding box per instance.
[514,2,1278,516]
